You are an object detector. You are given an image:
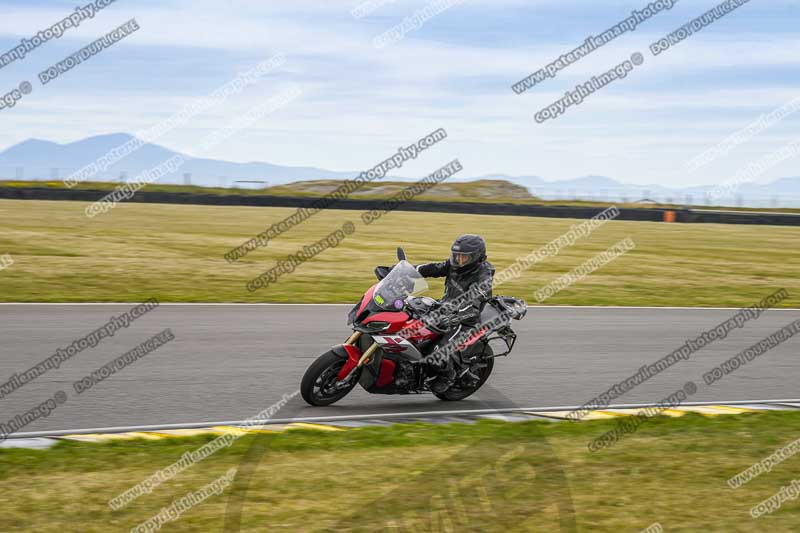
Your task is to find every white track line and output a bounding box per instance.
[7,398,800,440]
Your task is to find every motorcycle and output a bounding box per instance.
[300,247,527,406]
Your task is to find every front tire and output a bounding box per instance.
[301,350,359,406]
[434,348,494,401]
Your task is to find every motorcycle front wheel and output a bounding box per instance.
[301,350,359,406]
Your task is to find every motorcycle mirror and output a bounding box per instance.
[396,247,407,261]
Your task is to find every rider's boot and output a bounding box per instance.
[430,357,456,394]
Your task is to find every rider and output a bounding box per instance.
[415,234,495,393]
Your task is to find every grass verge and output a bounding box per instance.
[1,412,800,531]
[0,199,798,305]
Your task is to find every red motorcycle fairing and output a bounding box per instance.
[362,311,411,333]
[334,333,422,388]
[356,284,378,316]
[398,319,439,344]
[340,304,443,385]
[344,278,444,389]
[377,358,396,387]
[360,351,405,393]
[335,344,362,380]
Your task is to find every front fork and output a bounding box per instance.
[344,331,361,345]
[337,331,378,386]
[344,331,379,368]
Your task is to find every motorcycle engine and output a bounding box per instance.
[392,360,416,388]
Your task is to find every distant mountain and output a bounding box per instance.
[765,177,800,194]
[0,134,175,171]
[1,133,799,207]
[480,174,800,207]
[0,133,355,186]
[556,175,624,189]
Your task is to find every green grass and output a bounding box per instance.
[0,199,798,305]
[2,412,800,531]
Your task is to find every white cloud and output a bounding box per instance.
[0,0,797,189]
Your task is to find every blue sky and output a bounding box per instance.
[0,0,797,186]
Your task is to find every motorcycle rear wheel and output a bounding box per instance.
[301,350,359,406]
[433,347,495,401]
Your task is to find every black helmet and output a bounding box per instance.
[450,234,486,272]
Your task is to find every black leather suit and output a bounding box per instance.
[416,259,495,366]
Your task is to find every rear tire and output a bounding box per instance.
[301,350,359,407]
[434,347,494,401]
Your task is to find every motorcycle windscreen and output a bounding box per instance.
[371,260,429,310]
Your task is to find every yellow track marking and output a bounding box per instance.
[705,405,756,413]
[212,425,278,435]
[524,410,619,420]
[43,404,772,444]
[602,408,687,418]
[595,410,634,418]
[59,433,136,442]
[123,432,170,440]
[154,428,224,437]
[60,432,169,442]
[672,406,745,416]
[288,422,344,431]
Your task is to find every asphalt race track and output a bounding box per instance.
[1,304,799,435]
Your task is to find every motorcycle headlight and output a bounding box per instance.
[360,321,390,332]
